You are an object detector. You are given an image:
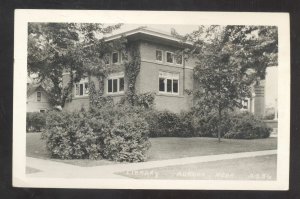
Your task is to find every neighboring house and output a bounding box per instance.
[62,27,266,116]
[27,83,51,112]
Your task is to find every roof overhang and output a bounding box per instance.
[104,28,193,48]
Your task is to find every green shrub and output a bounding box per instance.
[192,110,232,137]
[26,112,46,132]
[224,112,272,139]
[42,105,151,162]
[102,113,151,162]
[119,92,155,109]
[264,113,275,120]
[42,111,100,159]
[146,110,195,137]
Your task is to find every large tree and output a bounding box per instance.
[182,25,278,142]
[27,23,123,107]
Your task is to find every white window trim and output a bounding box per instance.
[165,51,174,64]
[74,77,89,97]
[107,72,125,95]
[155,49,163,62]
[158,71,180,95]
[36,91,42,102]
[112,51,120,64]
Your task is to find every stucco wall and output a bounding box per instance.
[138,41,195,113]
[27,89,51,112]
[62,40,196,113]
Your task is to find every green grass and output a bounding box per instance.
[117,155,277,180]
[27,133,277,167]
[147,137,277,161]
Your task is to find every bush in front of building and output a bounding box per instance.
[192,110,271,139]
[192,110,232,138]
[26,112,46,132]
[224,112,272,139]
[146,110,196,137]
[102,112,151,162]
[42,111,100,159]
[42,105,151,162]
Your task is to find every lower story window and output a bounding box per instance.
[107,73,124,94]
[75,78,89,97]
[159,71,179,94]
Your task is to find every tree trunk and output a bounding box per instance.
[218,108,222,143]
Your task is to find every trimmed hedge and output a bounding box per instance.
[193,111,271,139]
[26,112,46,132]
[224,112,272,139]
[42,105,151,162]
[146,110,196,137]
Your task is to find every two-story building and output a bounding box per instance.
[62,27,265,115]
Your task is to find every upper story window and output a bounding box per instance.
[158,71,179,95]
[75,77,89,97]
[156,50,163,62]
[107,72,125,94]
[166,52,174,63]
[37,91,41,102]
[112,52,119,64]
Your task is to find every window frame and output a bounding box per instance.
[155,49,163,62]
[36,91,41,102]
[74,77,89,97]
[112,51,120,64]
[107,73,125,95]
[165,51,174,64]
[158,71,180,95]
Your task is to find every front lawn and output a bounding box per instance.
[27,133,277,166]
[117,154,277,180]
[147,137,277,160]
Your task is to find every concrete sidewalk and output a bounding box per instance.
[27,150,277,179]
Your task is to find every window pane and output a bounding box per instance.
[166,52,173,63]
[119,78,124,91]
[156,50,162,61]
[108,79,112,92]
[159,78,165,92]
[37,92,41,101]
[167,79,172,92]
[113,79,118,92]
[112,52,119,63]
[173,79,178,93]
[175,55,183,64]
[84,83,89,94]
[80,84,83,95]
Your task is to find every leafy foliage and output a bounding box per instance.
[224,112,272,139]
[28,23,123,107]
[26,112,46,132]
[42,105,151,162]
[145,110,196,137]
[181,25,278,141]
[123,42,142,105]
